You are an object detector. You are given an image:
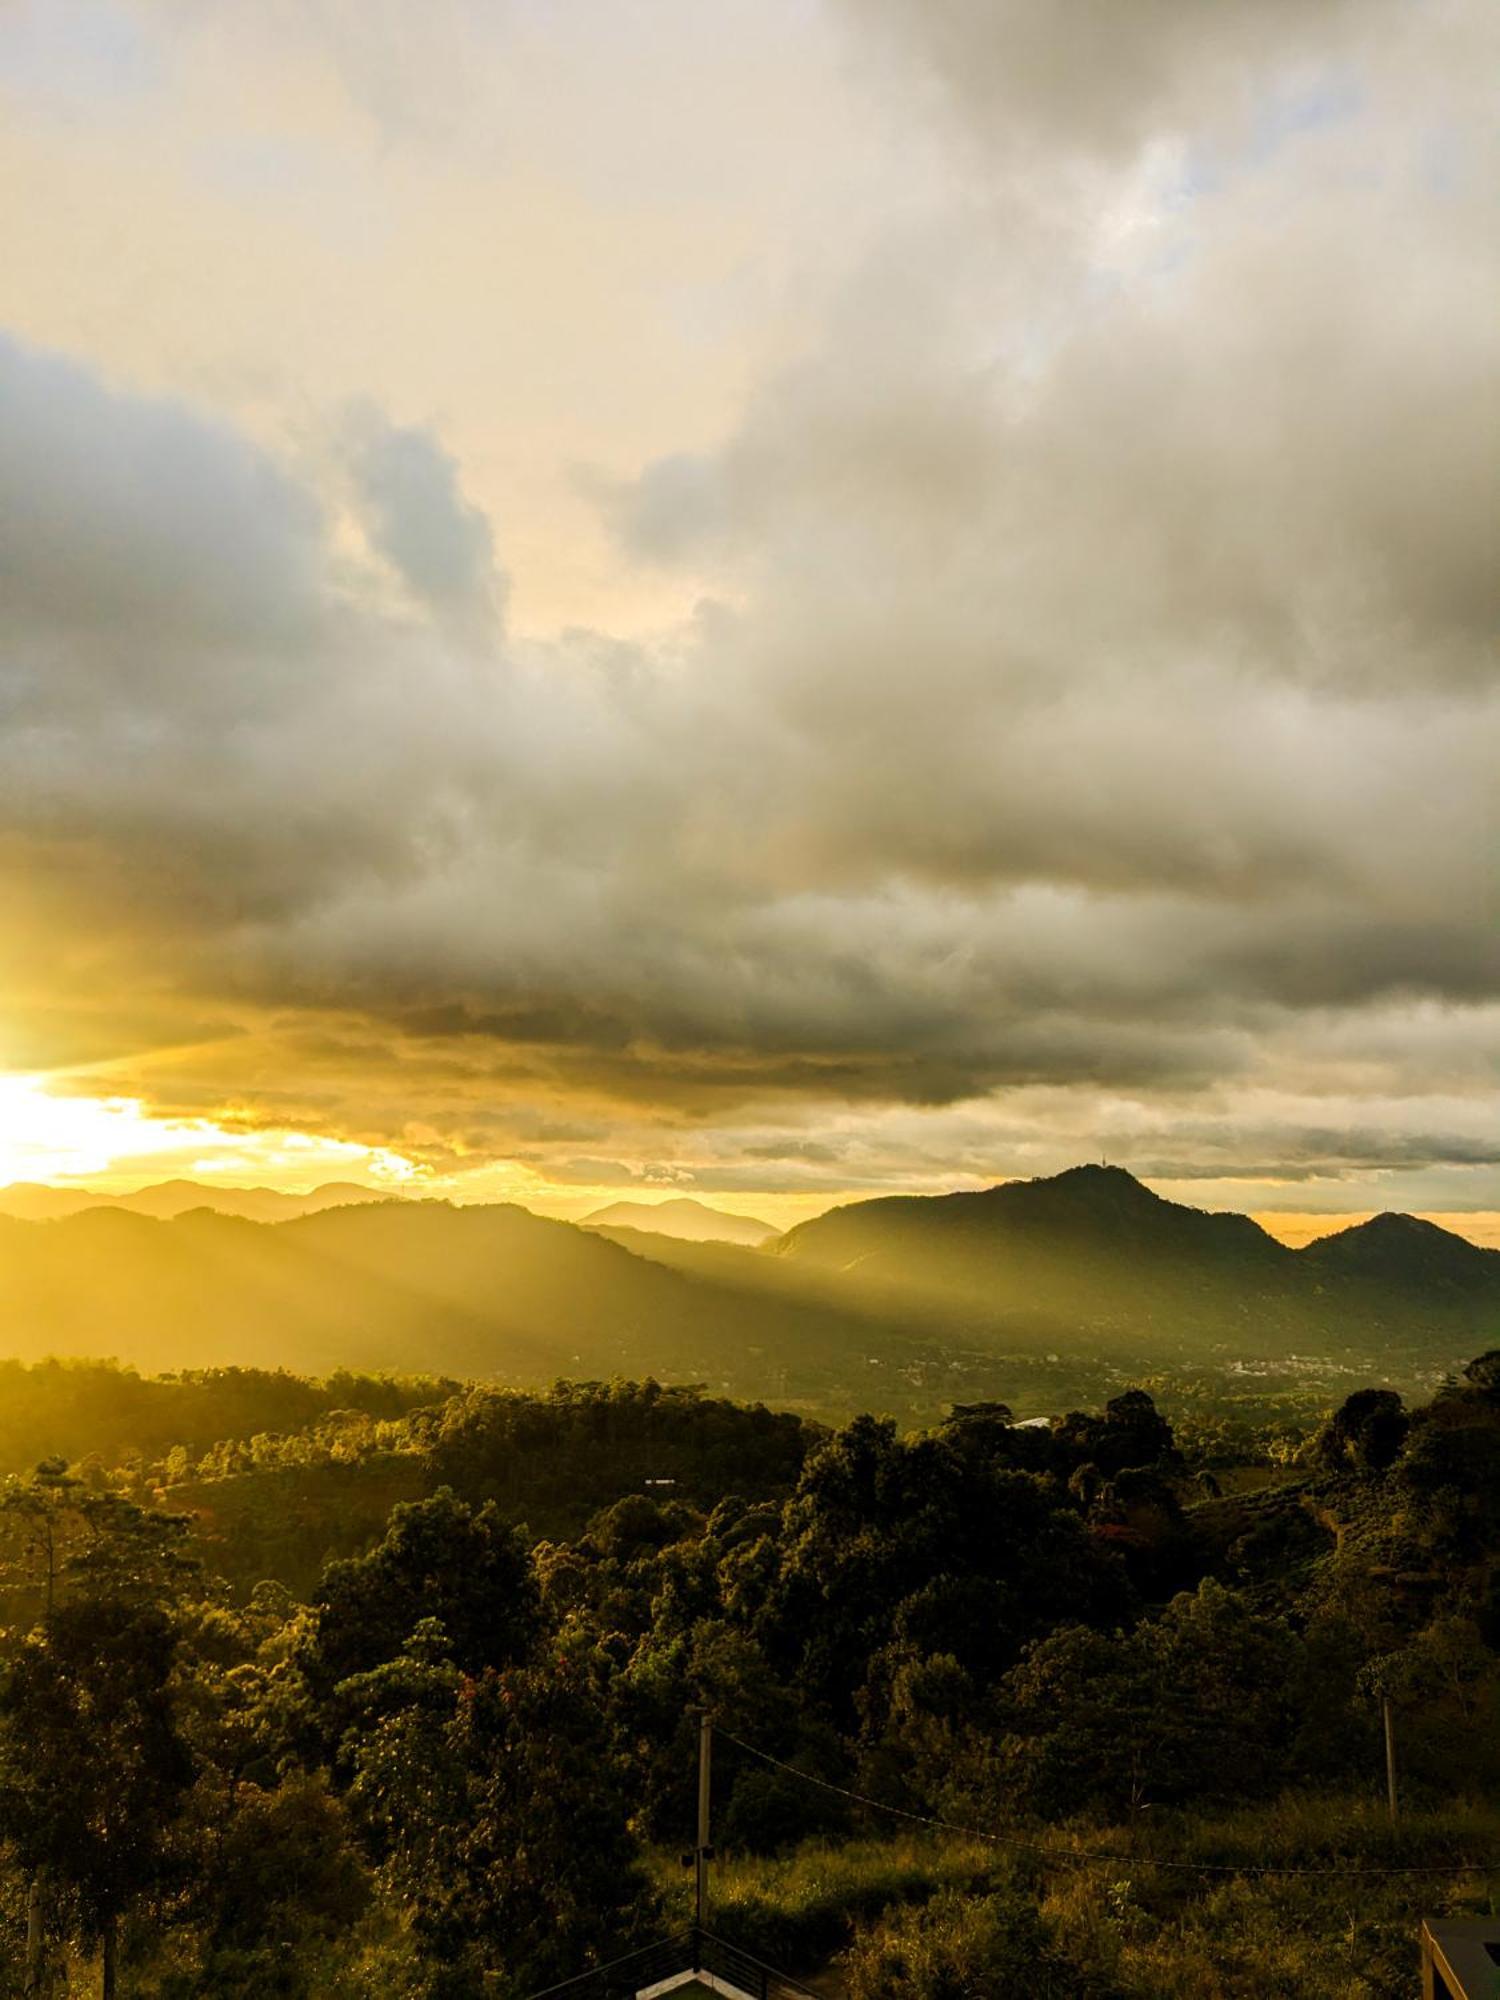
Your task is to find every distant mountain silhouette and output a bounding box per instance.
[0,1199,912,1396]
[1301,1210,1499,1296]
[777,1165,1286,1283]
[0,1167,1492,1404]
[584,1197,780,1248]
[0,1179,384,1224]
[775,1165,1499,1355]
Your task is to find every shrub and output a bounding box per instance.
[840,1887,1081,1999]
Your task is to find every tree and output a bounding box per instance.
[995,1581,1303,1819]
[0,1598,194,1997]
[758,1417,1132,1725]
[613,1615,833,1849]
[1052,1390,1178,1479]
[1316,1389,1409,1476]
[1397,1412,1500,1550]
[302,1488,541,1700]
[345,1641,654,1997]
[1101,1390,1179,1472]
[178,1774,371,1995]
[0,1462,196,1997]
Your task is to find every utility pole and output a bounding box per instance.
[1382,1696,1399,1825]
[695,1713,713,1934]
[24,1870,44,1999]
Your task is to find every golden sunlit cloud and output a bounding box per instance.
[2,1069,1496,1249]
[0,1071,845,1225]
[0,1074,422,1194]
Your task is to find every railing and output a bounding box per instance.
[697,1927,821,1997]
[523,1925,820,2000]
[525,1932,697,1999]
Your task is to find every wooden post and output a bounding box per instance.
[1419,1920,1436,2000]
[695,1714,713,1934]
[1382,1696,1398,1825]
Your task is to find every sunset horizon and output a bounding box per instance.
[2,1111,1497,1251]
[2,0,1494,1242]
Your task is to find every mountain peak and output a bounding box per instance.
[776,1160,1287,1291]
[584,1197,780,1248]
[1301,1210,1494,1285]
[1352,1211,1442,1238]
[984,1163,1179,1230]
[1037,1163,1159,1200]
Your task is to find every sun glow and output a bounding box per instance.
[0,1074,421,1193]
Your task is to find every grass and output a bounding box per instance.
[652,1795,1500,1997]
[650,1832,999,1971]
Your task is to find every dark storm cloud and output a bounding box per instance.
[0,306,1493,1135]
[0,0,1495,1196]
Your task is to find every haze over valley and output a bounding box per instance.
[2,1167,1493,1423]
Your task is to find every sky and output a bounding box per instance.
[0,0,1496,1237]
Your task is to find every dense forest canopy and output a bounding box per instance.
[0,1349,1495,1996]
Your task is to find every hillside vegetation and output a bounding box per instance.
[0,1351,1495,1995]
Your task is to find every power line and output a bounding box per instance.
[715,1727,1500,1880]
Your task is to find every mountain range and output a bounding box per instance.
[0,1179,384,1224]
[0,1199,912,1401]
[0,1167,1492,1414]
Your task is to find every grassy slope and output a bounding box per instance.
[665,1801,1500,2000]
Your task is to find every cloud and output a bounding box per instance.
[0,290,1495,1192]
[845,0,1390,165]
[343,405,506,629]
[0,0,1495,1208]
[132,0,512,154]
[0,335,321,662]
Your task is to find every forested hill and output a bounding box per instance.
[0,1169,1495,1414]
[1300,1208,1500,1295]
[774,1164,1500,1359]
